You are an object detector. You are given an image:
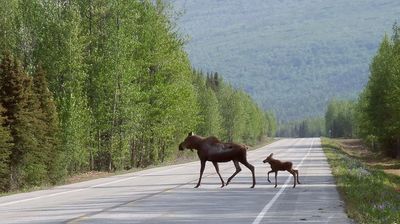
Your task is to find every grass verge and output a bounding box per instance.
[321,138,400,224]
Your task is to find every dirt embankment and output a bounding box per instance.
[337,139,400,177]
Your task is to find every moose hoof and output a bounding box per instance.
[194,185,200,188]
[267,179,271,183]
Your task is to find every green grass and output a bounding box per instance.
[322,138,400,224]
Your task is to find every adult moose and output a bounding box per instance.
[178,132,256,188]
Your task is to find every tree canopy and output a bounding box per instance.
[0,0,275,192]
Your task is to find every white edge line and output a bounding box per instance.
[251,138,315,224]
[0,139,293,207]
[0,165,185,207]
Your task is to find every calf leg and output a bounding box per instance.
[294,169,300,184]
[212,161,225,188]
[267,170,274,183]
[226,160,241,186]
[288,169,297,188]
[241,160,256,188]
[274,171,278,188]
[195,160,206,188]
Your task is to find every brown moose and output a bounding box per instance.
[263,153,300,188]
[179,132,256,188]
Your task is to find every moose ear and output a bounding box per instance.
[188,131,194,136]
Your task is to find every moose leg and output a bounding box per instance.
[274,171,278,188]
[226,160,241,186]
[241,160,256,188]
[294,169,300,184]
[288,169,297,188]
[195,160,206,188]
[267,170,274,183]
[212,161,225,188]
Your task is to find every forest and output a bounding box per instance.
[279,24,400,158]
[322,24,400,158]
[172,0,400,121]
[355,24,400,158]
[0,0,275,192]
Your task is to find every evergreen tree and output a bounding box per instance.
[0,53,30,188]
[0,105,13,191]
[20,71,48,187]
[0,1,277,192]
[0,53,46,188]
[32,65,62,182]
[360,24,400,157]
[365,36,392,141]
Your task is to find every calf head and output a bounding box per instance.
[263,153,274,163]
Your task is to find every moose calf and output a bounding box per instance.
[263,153,300,188]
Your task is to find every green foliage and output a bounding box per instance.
[193,70,274,145]
[277,117,325,137]
[0,53,47,189]
[218,85,244,142]
[325,99,356,138]
[172,0,400,121]
[0,0,18,54]
[32,66,62,183]
[0,106,12,191]
[0,0,275,192]
[193,71,222,137]
[265,112,277,138]
[356,24,400,157]
[315,23,400,158]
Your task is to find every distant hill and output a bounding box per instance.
[169,0,400,121]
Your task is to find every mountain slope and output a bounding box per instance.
[170,0,400,121]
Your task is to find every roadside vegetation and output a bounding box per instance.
[279,23,400,223]
[322,138,400,224]
[280,23,400,160]
[0,0,276,193]
[174,0,400,121]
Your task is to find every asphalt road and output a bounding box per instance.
[0,138,352,224]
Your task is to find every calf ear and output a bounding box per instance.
[188,131,194,136]
[269,153,273,157]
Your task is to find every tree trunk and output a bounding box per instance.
[131,137,136,167]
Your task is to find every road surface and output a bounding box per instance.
[0,138,352,223]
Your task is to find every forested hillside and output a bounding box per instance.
[281,25,400,157]
[0,0,275,192]
[171,0,400,121]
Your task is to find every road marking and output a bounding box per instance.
[65,141,294,223]
[0,139,280,208]
[0,165,186,207]
[251,138,315,224]
[65,165,232,223]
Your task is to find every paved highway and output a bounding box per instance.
[0,138,352,223]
